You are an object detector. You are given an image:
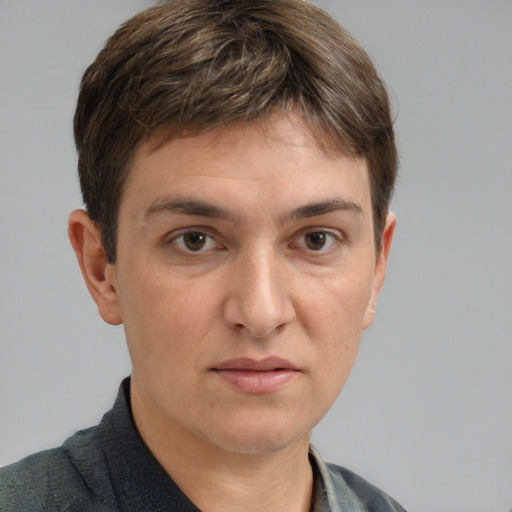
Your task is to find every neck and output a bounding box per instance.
[164,441,314,512]
[131,389,314,512]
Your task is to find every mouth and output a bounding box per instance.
[210,357,300,394]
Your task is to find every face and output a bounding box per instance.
[93,113,394,456]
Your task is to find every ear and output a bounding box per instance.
[362,212,396,329]
[68,209,122,325]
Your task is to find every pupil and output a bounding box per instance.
[184,232,206,250]
[306,232,326,250]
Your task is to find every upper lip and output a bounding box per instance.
[212,357,299,371]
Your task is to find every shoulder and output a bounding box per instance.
[0,427,116,512]
[309,445,407,512]
[326,463,408,512]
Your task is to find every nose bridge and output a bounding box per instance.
[223,243,294,337]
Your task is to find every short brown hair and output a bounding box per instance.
[74,0,398,262]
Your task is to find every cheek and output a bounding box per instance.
[299,269,373,339]
[299,272,373,398]
[117,268,220,374]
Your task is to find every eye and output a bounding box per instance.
[170,231,219,252]
[299,230,340,252]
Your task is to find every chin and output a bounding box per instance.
[199,419,312,456]
[216,435,307,456]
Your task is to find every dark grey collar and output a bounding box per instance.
[97,378,200,512]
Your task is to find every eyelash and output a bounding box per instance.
[167,228,221,253]
[166,227,345,255]
[168,228,345,255]
[292,229,343,253]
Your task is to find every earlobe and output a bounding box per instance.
[362,212,396,329]
[68,209,122,325]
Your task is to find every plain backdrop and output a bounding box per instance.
[1,1,511,511]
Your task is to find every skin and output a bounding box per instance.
[69,113,395,512]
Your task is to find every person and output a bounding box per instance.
[0,0,405,510]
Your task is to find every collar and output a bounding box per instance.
[98,378,200,512]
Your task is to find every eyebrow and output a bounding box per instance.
[291,199,364,220]
[143,197,363,223]
[144,198,235,221]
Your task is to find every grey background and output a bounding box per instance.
[1,1,511,511]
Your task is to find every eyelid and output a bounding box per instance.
[166,226,224,252]
[292,227,346,252]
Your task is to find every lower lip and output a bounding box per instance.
[212,369,299,393]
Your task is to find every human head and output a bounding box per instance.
[74,0,397,263]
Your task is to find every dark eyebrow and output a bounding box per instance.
[291,199,364,220]
[144,198,234,221]
[144,197,362,224]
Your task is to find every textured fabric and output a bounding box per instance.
[0,379,407,511]
[309,447,407,512]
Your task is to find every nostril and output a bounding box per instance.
[275,323,285,334]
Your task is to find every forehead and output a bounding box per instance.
[136,112,362,172]
[121,113,371,218]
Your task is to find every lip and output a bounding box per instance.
[211,357,300,394]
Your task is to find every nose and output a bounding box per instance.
[222,248,295,338]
